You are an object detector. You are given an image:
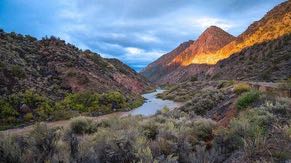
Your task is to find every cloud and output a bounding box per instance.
[194,17,235,30]
[136,33,160,43]
[125,47,143,56]
[0,0,286,71]
[124,47,165,61]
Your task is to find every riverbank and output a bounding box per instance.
[0,89,182,135]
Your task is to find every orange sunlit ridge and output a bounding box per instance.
[178,19,291,66]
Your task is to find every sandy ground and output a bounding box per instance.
[0,112,129,136]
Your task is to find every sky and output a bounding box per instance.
[0,0,286,71]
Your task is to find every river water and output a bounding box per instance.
[129,89,181,116]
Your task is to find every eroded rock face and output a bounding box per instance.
[0,31,151,100]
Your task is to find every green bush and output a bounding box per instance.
[0,99,18,119]
[8,90,49,110]
[60,92,100,112]
[236,90,260,110]
[102,91,126,109]
[161,106,170,114]
[70,116,97,134]
[35,101,54,120]
[128,96,144,109]
[24,113,33,122]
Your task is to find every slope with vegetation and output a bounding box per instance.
[208,33,291,81]
[0,29,151,130]
[1,80,290,162]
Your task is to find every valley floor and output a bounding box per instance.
[1,80,290,163]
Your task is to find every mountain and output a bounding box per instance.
[141,26,234,83]
[141,0,291,84]
[171,26,235,66]
[199,0,291,64]
[0,29,151,100]
[140,40,194,83]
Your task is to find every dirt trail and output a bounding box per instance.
[0,112,129,136]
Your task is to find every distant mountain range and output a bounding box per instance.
[0,30,151,100]
[141,0,291,84]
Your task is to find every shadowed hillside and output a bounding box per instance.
[0,29,152,129]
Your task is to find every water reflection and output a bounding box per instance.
[130,89,181,116]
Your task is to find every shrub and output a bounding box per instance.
[228,109,274,141]
[29,123,62,162]
[188,145,219,163]
[0,136,21,163]
[182,89,225,115]
[70,116,97,134]
[128,96,144,109]
[234,83,251,94]
[91,128,136,162]
[236,90,260,110]
[0,99,18,119]
[8,90,49,111]
[66,71,77,77]
[214,108,274,155]
[193,118,217,140]
[259,100,290,117]
[35,101,54,120]
[133,136,154,162]
[101,91,126,110]
[141,122,158,140]
[77,74,90,85]
[242,136,271,162]
[61,92,100,112]
[161,106,170,114]
[10,65,25,78]
[190,76,198,82]
[24,113,33,122]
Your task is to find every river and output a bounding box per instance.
[0,89,181,135]
[129,89,181,116]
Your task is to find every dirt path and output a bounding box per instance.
[0,112,129,136]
